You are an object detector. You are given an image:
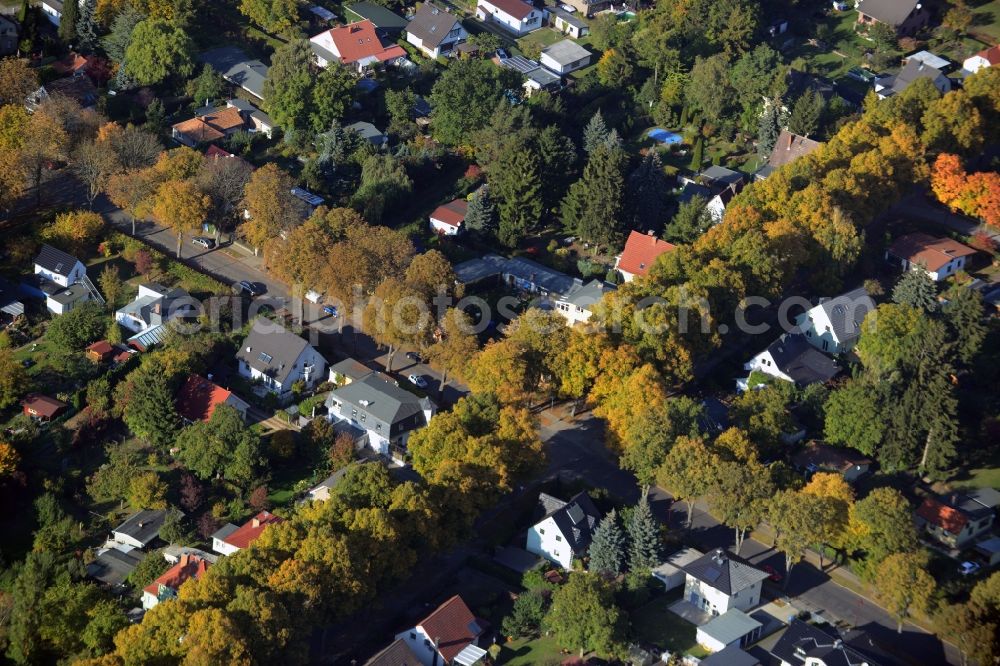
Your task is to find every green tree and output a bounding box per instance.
[0,348,28,409]
[588,509,626,575]
[757,100,780,157]
[856,303,925,377]
[788,89,824,138]
[310,65,354,132]
[501,590,546,639]
[582,111,609,154]
[46,301,106,351]
[619,396,703,485]
[32,492,76,553]
[430,58,518,145]
[76,0,98,52]
[710,458,774,553]
[6,551,56,664]
[823,380,886,456]
[263,39,315,132]
[730,45,785,113]
[352,154,412,225]
[626,493,660,571]
[561,142,626,248]
[58,0,77,42]
[848,487,917,578]
[186,64,225,107]
[126,550,170,590]
[492,142,542,247]
[625,151,669,232]
[544,573,624,658]
[128,471,167,509]
[687,54,733,124]
[464,185,498,237]
[769,489,829,588]
[665,194,711,243]
[537,125,578,213]
[122,364,180,449]
[175,404,263,489]
[103,7,145,65]
[125,18,195,85]
[87,443,142,507]
[655,436,718,529]
[876,553,934,633]
[892,268,937,312]
[239,0,298,34]
[944,287,986,365]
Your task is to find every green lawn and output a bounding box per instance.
[629,594,709,658]
[515,28,564,56]
[497,635,565,666]
[952,466,1000,491]
[970,0,1000,43]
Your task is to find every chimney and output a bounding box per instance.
[647,229,655,236]
[786,132,793,150]
[179,554,190,567]
[252,517,261,528]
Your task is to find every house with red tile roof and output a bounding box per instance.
[394,595,487,665]
[614,230,676,282]
[174,374,250,423]
[211,511,284,556]
[171,106,246,147]
[85,340,115,364]
[141,554,210,609]
[309,20,408,72]
[916,490,999,548]
[429,198,468,236]
[964,45,1000,74]
[886,232,977,282]
[21,394,68,421]
[475,0,542,35]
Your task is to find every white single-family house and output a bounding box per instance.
[794,287,875,355]
[742,332,840,389]
[116,283,198,350]
[525,492,602,569]
[141,554,210,610]
[236,319,327,397]
[886,232,977,282]
[110,510,167,550]
[406,3,467,58]
[614,230,677,283]
[25,244,103,315]
[475,0,542,35]
[682,548,769,616]
[211,511,283,556]
[309,20,407,71]
[429,198,468,236]
[394,595,487,666]
[540,39,591,75]
[553,278,615,326]
[963,45,1000,74]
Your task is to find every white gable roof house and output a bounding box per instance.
[553,278,615,327]
[116,283,198,350]
[405,3,467,59]
[25,244,103,315]
[794,287,875,355]
[475,0,542,35]
[682,548,769,616]
[741,332,840,390]
[235,319,327,398]
[525,492,602,569]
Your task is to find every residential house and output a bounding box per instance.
[681,166,746,223]
[791,442,872,483]
[916,489,1000,549]
[476,0,542,35]
[525,491,602,569]
[540,39,591,75]
[199,47,269,101]
[52,52,93,76]
[500,54,562,95]
[855,0,930,35]
[325,372,434,457]
[497,255,574,296]
[171,105,246,147]
[614,230,677,282]
[110,509,168,550]
[174,374,250,423]
[875,58,951,98]
[141,554,210,610]
[0,277,25,328]
[40,0,63,25]
[453,254,510,288]
[771,619,884,666]
[549,7,588,38]
[344,1,408,35]
[328,357,373,385]
[682,548,769,615]
[85,340,115,364]
[742,332,841,388]
[364,638,424,666]
[701,645,761,666]
[236,319,328,398]
[25,244,102,315]
[963,44,1000,74]
[211,511,284,556]
[559,0,610,17]
[0,15,18,56]
[394,595,487,666]
[21,394,68,422]
[794,287,875,354]
[305,461,361,502]
[886,232,977,282]
[291,187,326,212]
[553,278,615,326]
[86,548,146,587]
[346,120,388,147]
[26,75,98,110]
[406,4,467,59]
[756,130,824,179]
[309,20,407,71]
[697,609,763,653]
[116,283,198,351]
[652,547,705,591]
[429,198,468,235]
[162,545,219,565]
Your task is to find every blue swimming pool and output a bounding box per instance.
[648,128,683,145]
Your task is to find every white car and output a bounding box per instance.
[560,3,576,11]
[408,374,428,389]
[958,561,981,576]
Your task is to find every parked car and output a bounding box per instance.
[408,374,428,388]
[496,48,510,60]
[323,305,339,317]
[559,3,576,11]
[405,351,422,362]
[191,237,215,249]
[236,280,265,297]
[21,359,34,368]
[959,561,981,576]
[762,564,782,582]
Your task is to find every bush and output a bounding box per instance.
[501,590,547,640]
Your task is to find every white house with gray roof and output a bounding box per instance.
[236,319,327,398]
[682,548,769,616]
[526,492,602,569]
[26,244,103,315]
[405,3,467,58]
[540,39,592,75]
[324,372,434,457]
[794,287,875,355]
[116,283,198,348]
[554,279,615,326]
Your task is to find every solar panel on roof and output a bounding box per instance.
[703,567,721,582]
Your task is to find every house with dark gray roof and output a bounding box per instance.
[236,319,327,398]
[856,0,929,36]
[116,283,198,350]
[554,278,615,326]
[325,372,435,457]
[771,619,883,666]
[526,491,602,569]
[24,244,103,315]
[794,287,875,354]
[682,548,769,615]
[111,509,168,550]
[875,58,951,99]
[406,3,467,58]
[199,47,269,100]
[86,548,146,587]
[742,332,840,389]
[328,357,374,385]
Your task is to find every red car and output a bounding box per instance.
[762,564,782,582]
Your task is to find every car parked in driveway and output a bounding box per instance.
[323,305,338,317]
[405,351,422,362]
[236,280,265,297]
[191,237,215,249]
[407,374,428,388]
[959,561,981,576]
